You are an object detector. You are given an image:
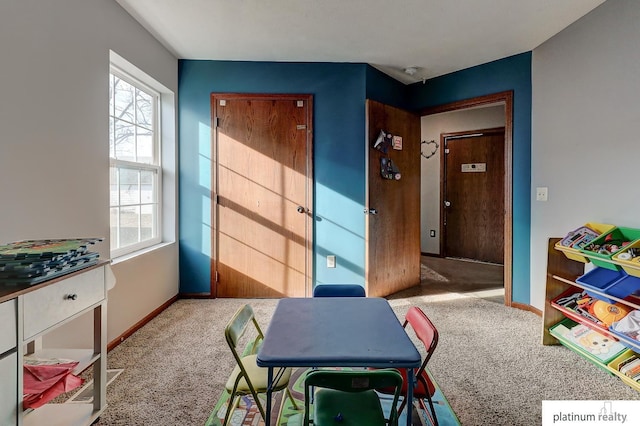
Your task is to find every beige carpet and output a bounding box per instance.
[92,259,639,425]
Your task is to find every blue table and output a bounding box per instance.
[257,297,421,426]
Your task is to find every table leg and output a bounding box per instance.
[265,367,273,426]
[406,369,414,426]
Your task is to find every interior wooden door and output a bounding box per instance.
[366,100,421,297]
[211,94,313,298]
[442,128,505,264]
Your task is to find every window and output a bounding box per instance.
[109,69,162,257]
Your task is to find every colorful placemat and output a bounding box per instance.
[206,366,460,426]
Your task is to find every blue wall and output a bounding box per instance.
[408,52,532,304]
[365,66,410,110]
[178,54,533,304]
[178,61,369,294]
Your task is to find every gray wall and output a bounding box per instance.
[0,0,179,346]
[420,106,505,254]
[531,0,640,309]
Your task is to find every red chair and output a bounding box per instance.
[376,306,439,425]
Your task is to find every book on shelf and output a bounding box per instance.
[550,318,628,365]
[618,355,640,381]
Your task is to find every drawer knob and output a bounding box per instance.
[66,294,78,301]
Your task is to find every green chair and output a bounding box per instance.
[223,304,298,425]
[304,369,403,426]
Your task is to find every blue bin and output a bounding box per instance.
[607,273,640,300]
[577,267,626,303]
[577,267,640,303]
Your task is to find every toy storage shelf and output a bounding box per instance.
[542,238,640,392]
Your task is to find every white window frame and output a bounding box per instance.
[109,66,163,258]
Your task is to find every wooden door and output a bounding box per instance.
[366,100,421,297]
[442,128,505,264]
[211,94,313,298]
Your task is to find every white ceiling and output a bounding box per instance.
[115,0,605,84]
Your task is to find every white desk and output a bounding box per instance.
[257,297,421,426]
[0,262,111,426]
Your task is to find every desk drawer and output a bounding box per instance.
[0,299,17,354]
[23,267,105,341]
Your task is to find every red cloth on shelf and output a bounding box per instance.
[23,362,84,409]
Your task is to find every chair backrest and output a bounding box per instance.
[304,369,403,424]
[404,306,438,374]
[313,284,366,297]
[225,304,264,362]
[305,369,402,392]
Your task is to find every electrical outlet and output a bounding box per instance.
[327,255,336,268]
[430,230,436,237]
[536,187,548,201]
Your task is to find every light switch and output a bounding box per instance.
[327,255,336,268]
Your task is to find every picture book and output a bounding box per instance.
[550,318,628,364]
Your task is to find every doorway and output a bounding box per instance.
[441,128,505,264]
[210,94,313,298]
[420,91,513,306]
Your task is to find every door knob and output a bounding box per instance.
[297,206,306,213]
[444,201,451,207]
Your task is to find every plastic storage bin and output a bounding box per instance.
[607,273,640,300]
[577,267,626,301]
[555,223,615,263]
[579,227,640,270]
[549,318,627,367]
[607,350,640,392]
[550,288,617,339]
[608,328,640,353]
[577,267,640,303]
[612,239,640,278]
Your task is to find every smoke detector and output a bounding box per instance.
[404,67,418,76]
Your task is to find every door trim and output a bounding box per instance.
[419,91,513,306]
[210,93,314,297]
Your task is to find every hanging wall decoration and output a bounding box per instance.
[392,135,403,150]
[373,129,402,180]
[373,129,393,153]
[420,139,439,159]
[381,157,401,180]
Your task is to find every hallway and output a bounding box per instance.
[388,256,504,304]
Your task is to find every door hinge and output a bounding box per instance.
[214,117,219,128]
[215,271,219,283]
[445,148,450,154]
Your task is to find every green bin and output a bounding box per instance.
[579,227,640,270]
